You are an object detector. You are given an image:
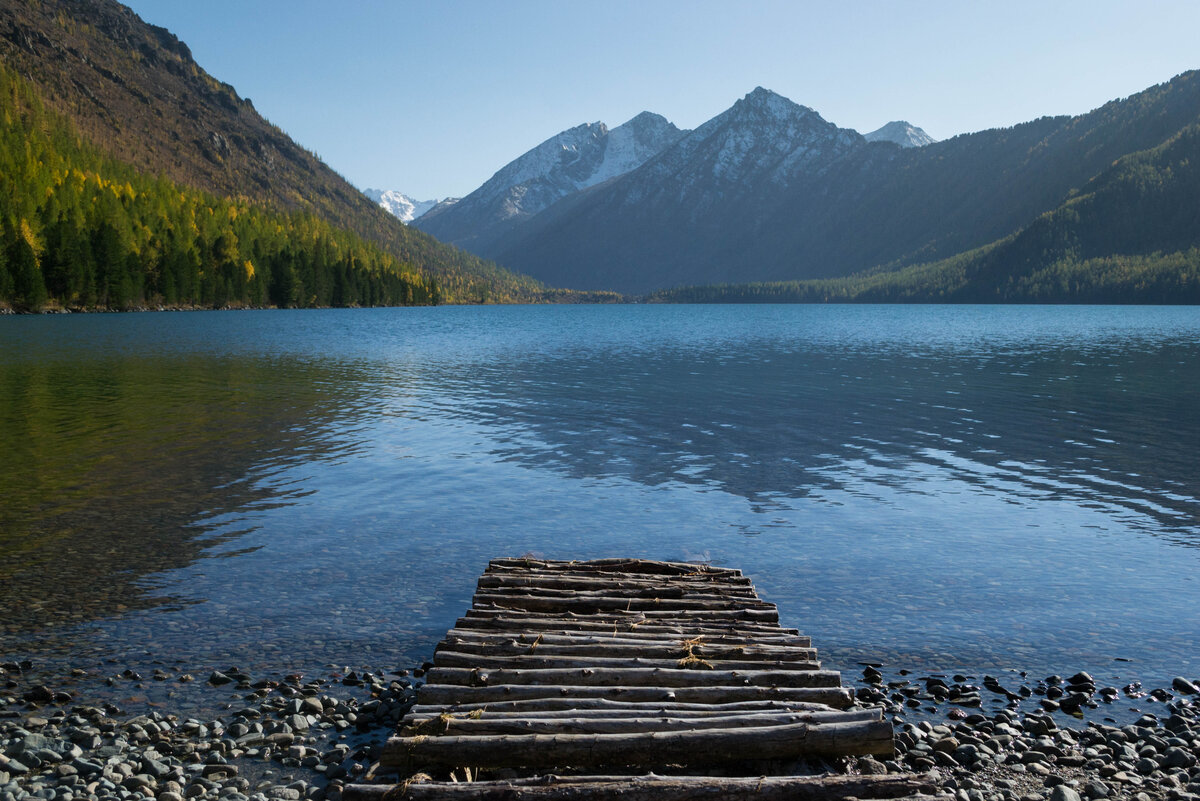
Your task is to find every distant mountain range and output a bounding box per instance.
[393,74,1200,300]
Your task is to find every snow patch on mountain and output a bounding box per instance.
[864,121,936,148]
[413,111,685,250]
[467,111,685,222]
[624,86,864,208]
[362,188,443,223]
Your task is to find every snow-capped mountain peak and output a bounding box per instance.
[737,86,817,119]
[468,112,685,221]
[413,110,685,251]
[864,120,936,148]
[362,188,443,223]
[637,86,862,191]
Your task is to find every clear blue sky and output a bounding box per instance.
[123,0,1200,201]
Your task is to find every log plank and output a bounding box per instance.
[441,629,813,649]
[408,698,851,716]
[452,617,802,637]
[415,683,854,707]
[423,666,843,689]
[432,650,821,672]
[347,773,938,801]
[406,706,880,722]
[381,718,893,769]
[486,558,742,575]
[400,709,878,736]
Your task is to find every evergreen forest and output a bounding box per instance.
[0,64,452,311]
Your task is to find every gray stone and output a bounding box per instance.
[857,756,887,775]
[1171,678,1199,695]
[16,735,51,756]
[1165,747,1197,769]
[1050,787,1081,801]
[933,737,960,754]
[955,744,980,764]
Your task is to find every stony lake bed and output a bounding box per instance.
[3,305,1200,800]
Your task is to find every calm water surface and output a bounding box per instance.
[1,305,1198,707]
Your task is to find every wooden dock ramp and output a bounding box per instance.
[346,558,943,801]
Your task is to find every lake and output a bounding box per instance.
[1,304,1198,716]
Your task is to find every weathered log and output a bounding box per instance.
[381,718,893,769]
[467,603,776,618]
[465,606,780,623]
[425,666,842,690]
[408,697,849,716]
[473,585,761,603]
[477,574,757,592]
[470,592,776,614]
[487,557,741,576]
[438,639,819,664]
[440,629,813,650]
[348,775,938,801]
[414,683,854,707]
[406,705,879,722]
[400,709,877,736]
[452,617,803,638]
[346,772,937,801]
[432,650,821,672]
[472,582,753,599]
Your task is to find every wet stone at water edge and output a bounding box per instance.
[848,664,1200,801]
[0,661,418,801]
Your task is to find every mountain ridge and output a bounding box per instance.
[481,71,1200,294]
[651,120,1200,304]
[414,110,684,253]
[0,0,546,303]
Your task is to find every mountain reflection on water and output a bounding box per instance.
[1,306,1198,691]
[0,345,372,637]
[463,320,1199,543]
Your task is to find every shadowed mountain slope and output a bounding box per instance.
[488,73,1200,295]
[0,0,544,302]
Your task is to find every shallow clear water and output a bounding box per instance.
[2,305,1198,702]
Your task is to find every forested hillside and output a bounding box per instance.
[0,63,442,310]
[650,124,1200,304]
[0,0,548,306]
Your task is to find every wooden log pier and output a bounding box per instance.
[346,557,946,801]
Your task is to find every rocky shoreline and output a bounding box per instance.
[1,662,418,801]
[851,668,1200,801]
[2,661,1198,801]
